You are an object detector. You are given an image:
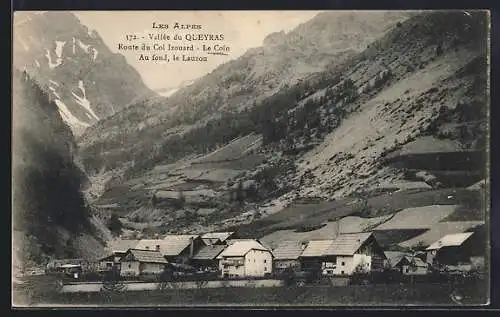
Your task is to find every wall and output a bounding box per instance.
[274,260,301,271]
[99,261,114,271]
[120,261,140,277]
[401,265,428,275]
[244,249,272,277]
[140,263,164,274]
[470,256,485,271]
[333,254,371,275]
[220,256,245,277]
[427,250,437,265]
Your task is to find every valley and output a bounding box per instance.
[12,10,489,285]
[81,11,488,256]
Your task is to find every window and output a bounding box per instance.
[341,271,345,275]
[128,264,131,269]
[264,260,267,263]
[264,267,267,271]
[341,262,345,266]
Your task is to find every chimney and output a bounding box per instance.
[189,237,194,258]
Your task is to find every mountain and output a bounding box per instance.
[13,11,155,136]
[78,11,412,174]
[78,11,487,242]
[12,69,106,271]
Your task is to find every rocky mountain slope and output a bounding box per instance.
[13,11,154,136]
[82,11,488,246]
[78,11,412,174]
[12,69,106,271]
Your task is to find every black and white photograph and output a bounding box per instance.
[11,10,490,307]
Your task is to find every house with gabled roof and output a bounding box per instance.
[322,232,386,276]
[191,244,227,271]
[135,234,204,264]
[119,249,168,277]
[393,256,429,275]
[426,230,485,268]
[272,240,308,273]
[216,240,273,278]
[201,232,235,245]
[99,239,141,272]
[298,239,335,274]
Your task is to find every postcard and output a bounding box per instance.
[12,10,490,307]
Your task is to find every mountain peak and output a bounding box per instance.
[13,11,153,136]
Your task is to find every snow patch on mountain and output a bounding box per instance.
[72,37,76,54]
[55,99,90,129]
[55,40,66,58]
[71,80,99,121]
[49,86,61,99]
[45,49,62,69]
[78,39,90,52]
[34,60,40,68]
[91,48,98,61]
[49,80,59,86]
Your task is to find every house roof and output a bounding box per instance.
[99,254,117,262]
[121,249,168,264]
[106,239,140,253]
[272,241,308,260]
[217,240,270,258]
[201,232,234,243]
[201,232,234,245]
[324,232,373,256]
[226,239,273,251]
[136,235,198,256]
[426,232,474,250]
[192,244,227,260]
[384,251,407,267]
[394,256,428,268]
[300,240,335,257]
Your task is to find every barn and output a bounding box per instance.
[426,229,486,271]
[272,240,308,274]
[321,232,387,276]
[191,244,227,272]
[119,249,168,277]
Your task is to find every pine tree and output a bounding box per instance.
[236,180,244,204]
[107,213,123,236]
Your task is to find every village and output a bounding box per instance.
[41,225,486,293]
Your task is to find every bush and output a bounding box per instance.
[107,213,123,236]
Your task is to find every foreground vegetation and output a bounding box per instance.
[13,275,487,307]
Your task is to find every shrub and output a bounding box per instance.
[107,213,123,236]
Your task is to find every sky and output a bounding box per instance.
[74,11,321,91]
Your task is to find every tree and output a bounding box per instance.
[236,180,245,204]
[353,190,370,215]
[107,213,123,236]
[150,193,157,207]
[436,44,443,56]
[176,190,186,209]
[246,183,258,201]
